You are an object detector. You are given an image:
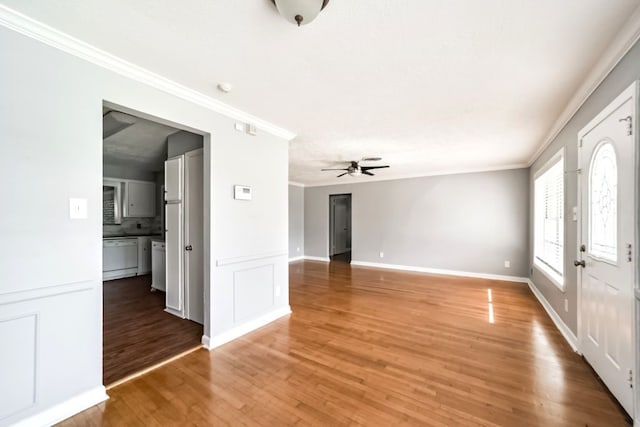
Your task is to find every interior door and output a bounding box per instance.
[331,194,351,255]
[578,82,636,415]
[184,149,204,324]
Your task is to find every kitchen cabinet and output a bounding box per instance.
[124,181,156,218]
[152,240,166,292]
[165,156,183,202]
[137,236,152,275]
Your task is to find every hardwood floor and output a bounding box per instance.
[103,275,203,385]
[330,251,352,263]
[63,261,629,426]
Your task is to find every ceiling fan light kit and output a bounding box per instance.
[270,0,330,27]
[321,158,390,178]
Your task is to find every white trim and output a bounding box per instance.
[0,5,296,141]
[527,279,579,353]
[201,334,210,348]
[303,256,330,262]
[10,386,108,427]
[578,82,639,141]
[288,256,304,262]
[288,181,305,188]
[216,251,288,267]
[528,5,640,165]
[302,163,528,188]
[203,306,291,350]
[349,260,529,283]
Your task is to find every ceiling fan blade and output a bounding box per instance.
[337,172,348,177]
[321,168,349,171]
[362,171,375,176]
[361,157,382,162]
[360,165,390,171]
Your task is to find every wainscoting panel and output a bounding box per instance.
[211,252,289,340]
[233,264,274,322]
[0,280,105,427]
[0,314,37,420]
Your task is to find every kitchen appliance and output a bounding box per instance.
[103,238,138,280]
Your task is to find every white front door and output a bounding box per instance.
[578,82,636,415]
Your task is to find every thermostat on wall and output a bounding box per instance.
[234,185,252,201]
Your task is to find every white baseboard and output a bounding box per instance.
[303,256,330,262]
[288,256,304,262]
[203,306,292,350]
[527,279,579,352]
[201,334,210,348]
[11,386,108,427]
[350,260,529,283]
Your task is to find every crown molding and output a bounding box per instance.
[300,162,529,188]
[0,5,297,141]
[288,181,305,187]
[528,4,640,165]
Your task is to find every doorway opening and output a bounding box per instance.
[102,101,207,386]
[329,194,352,263]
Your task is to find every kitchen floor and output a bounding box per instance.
[103,275,203,386]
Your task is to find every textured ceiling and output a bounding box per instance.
[3,0,639,185]
[103,111,178,172]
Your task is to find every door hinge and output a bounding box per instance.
[627,243,632,262]
[628,369,633,388]
[619,116,632,136]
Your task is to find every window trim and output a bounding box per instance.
[533,148,565,292]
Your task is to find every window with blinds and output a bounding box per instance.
[534,152,564,289]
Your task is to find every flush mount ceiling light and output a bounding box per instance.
[270,0,330,27]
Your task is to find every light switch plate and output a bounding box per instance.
[234,185,252,201]
[69,198,88,219]
[234,122,244,132]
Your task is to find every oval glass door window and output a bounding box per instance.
[588,142,617,262]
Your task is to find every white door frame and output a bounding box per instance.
[576,81,639,418]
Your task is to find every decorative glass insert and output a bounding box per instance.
[589,142,617,262]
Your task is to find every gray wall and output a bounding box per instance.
[529,39,640,334]
[305,168,530,277]
[103,163,155,181]
[288,185,304,259]
[0,23,289,426]
[167,130,204,158]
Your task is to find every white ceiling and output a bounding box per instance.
[103,110,178,172]
[3,0,639,185]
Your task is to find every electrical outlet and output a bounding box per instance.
[379,252,384,259]
[275,286,281,297]
[564,299,569,312]
[504,260,510,268]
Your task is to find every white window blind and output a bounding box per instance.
[534,155,564,286]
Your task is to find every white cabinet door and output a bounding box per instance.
[151,241,166,292]
[137,236,152,275]
[165,156,183,202]
[125,181,156,217]
[165,202,184,317]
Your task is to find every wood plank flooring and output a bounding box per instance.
[64,261,629,426]
[103,275,203,385]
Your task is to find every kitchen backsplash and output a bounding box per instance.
[103,216,162,236]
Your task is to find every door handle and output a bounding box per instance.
[574,260,585,268]
[185,245,193,251]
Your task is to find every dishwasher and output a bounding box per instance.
[103,238,138,280]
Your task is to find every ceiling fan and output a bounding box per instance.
[321,157,390,178]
